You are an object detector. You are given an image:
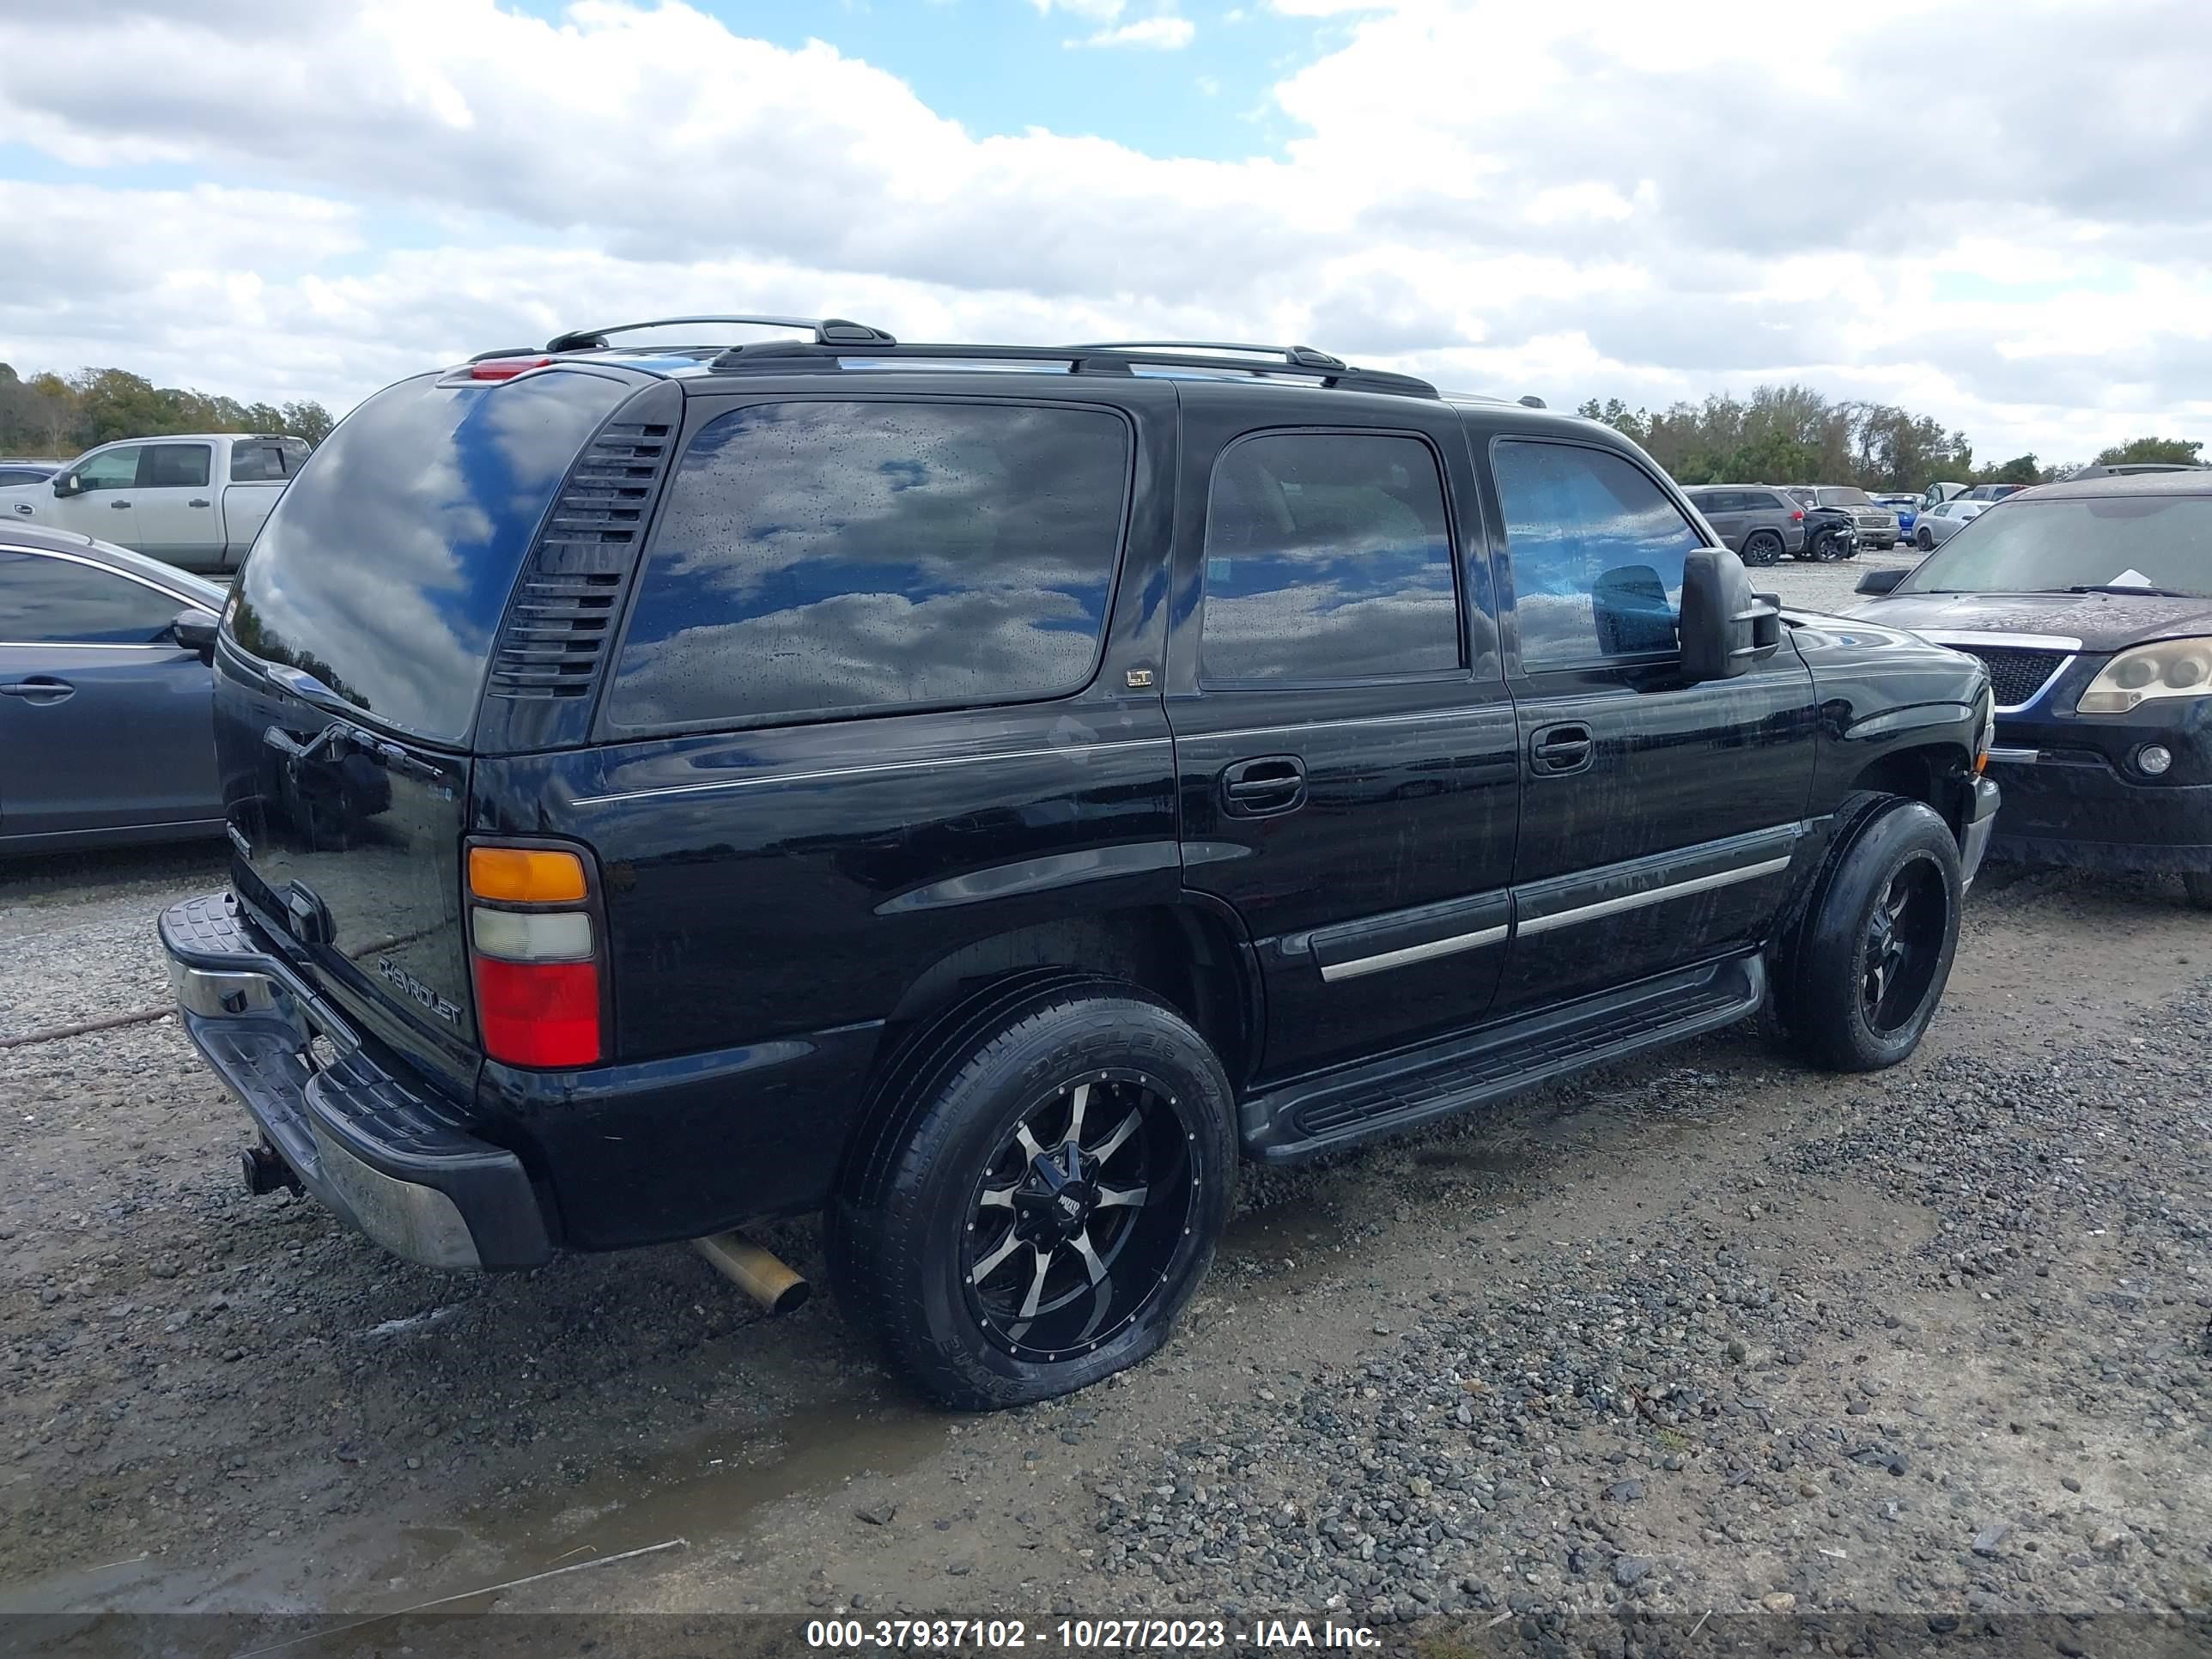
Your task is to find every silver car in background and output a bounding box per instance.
[1782,485,1900,550]
[1910,496,1990,550]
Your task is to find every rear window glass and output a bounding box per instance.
[1200,432,1458,682]
[229,442,289,483]
[606,400,1130,730]
[227,369,629,744]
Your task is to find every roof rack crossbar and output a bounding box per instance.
[544,315,896,354]
[706,340,1436,398]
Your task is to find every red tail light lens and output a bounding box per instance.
[471,957,601,1068]
[465,839,604,1069]
[470,356,552,381]
[1790,509,1804,521]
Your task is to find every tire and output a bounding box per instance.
[1809,531,1846,563]
[1743,530,1784,567]
[2182,872,2212,911]
[1772,796,1962,1073]
[1916,527,1936,551]
[832,975,1236,1410]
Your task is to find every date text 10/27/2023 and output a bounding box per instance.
[805,1619,1382,1650]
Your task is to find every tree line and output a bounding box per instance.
[0,364,336,459]
[1573,384,2202,492]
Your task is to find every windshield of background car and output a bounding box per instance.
[1818,488,1875,507]
[225,368,631,745]
[1895,495,2212,597]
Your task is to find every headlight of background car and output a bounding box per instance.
[2075,637,2212,714]
[1976,688,1995,769]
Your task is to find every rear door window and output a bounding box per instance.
[1492,438,1706,666]
[1199,431,1458,683]
[140,444,211,489]
[606,400,1131,731]
[229,442,289,483]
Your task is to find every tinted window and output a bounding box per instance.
[0,468,48,487]
[1745,491,1784,510]
[0,550,185,643]
[76,447,140,491]
[229,368,630,744]
[142,444,211,489]
[230,442,289,483]
[1492,439,1706,665]
[608,401,1130,729]
[1200,432,1457,683]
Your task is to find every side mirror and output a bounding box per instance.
[1854,567,1910,596]
[1678,548,1780,682]
[172,607,220,661]
[51,472,79,498]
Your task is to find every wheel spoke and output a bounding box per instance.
[1070,1228,1109,1285]
[970,1226,1025,1285]
[1086,1108,1140,1164]
[1065,1081,1090,1144]
[1094,1183,1150,1209]
[1018,1244,1053,1320]
[1013,1122,1046,1163]
[978,1184,1017,1210]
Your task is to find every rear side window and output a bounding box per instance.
[1746,491,1784,510]
[0,550,184,644]
[607,401,1130,730]
[1492,439,1706,666]
[142,443,211,489]
[1200,431,1458,683]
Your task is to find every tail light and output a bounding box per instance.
[465,842,603,1067]
[470,356,553,381]
[1790,509,1805,522]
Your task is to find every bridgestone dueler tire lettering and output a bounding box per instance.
[830,975,1236,1410]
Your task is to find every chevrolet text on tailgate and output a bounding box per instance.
[161,317,1999,1408]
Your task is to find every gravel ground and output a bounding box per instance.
[3,556,2209,1648]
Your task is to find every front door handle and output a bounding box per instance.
[1219,754,1306,817]
[110,499,132,509]
[188,497,210,508]
[1529,722,1595,776]
[0,677,75,704]
[10,503,29,516]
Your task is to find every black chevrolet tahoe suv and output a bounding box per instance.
[161,319,2000,1409]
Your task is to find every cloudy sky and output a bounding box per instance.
[1,0,2206,467]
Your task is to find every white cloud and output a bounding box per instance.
[1069,15,1195,48]
[0,0,2205,464]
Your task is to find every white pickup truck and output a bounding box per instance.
[0,433,310,574]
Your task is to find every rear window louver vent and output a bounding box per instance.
[487,421,672,699]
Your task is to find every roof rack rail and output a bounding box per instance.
[1063,340,1349,372]
[543,315,897,353]
[706,338,1437,399]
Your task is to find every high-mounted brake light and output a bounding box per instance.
[466,842,602,1068]
[470,356,553,381]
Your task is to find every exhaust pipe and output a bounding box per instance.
[693,1231,811,1316]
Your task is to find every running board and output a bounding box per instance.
[1241,953,1765,1164]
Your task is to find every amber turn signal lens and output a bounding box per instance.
[468,846,588,903]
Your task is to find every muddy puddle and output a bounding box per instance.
[2,1393,947,1618]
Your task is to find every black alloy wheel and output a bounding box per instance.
[1743,530,1784,567]
[1859,854,1948,1037]
[963,1070,1193,1361]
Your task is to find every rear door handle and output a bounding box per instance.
[1529,722,1595,776]
[188,497,210,507]
[110,499,132,509]
[1219,755,1306,817]
[0,677,75,704]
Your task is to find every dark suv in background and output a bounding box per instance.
[161,319,1998,1408]
[1680,484,1805,564]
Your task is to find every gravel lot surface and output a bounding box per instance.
[3,553,2208,1649]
